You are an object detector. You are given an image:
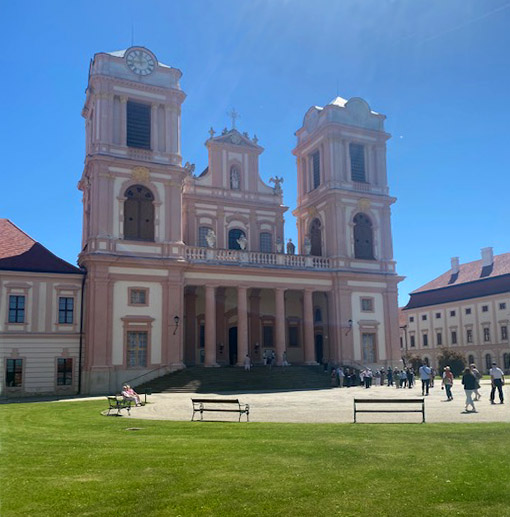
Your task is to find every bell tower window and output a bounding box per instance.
[353,212,374,260]
[124,185,155,241]
[310,151,320,190]
[350,143,366,182]
[127,101,151,149]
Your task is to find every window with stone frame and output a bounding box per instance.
[353,213,374,260]
[451,330,457,344]
[483,327,490,342]
[466,328,473,343]
[57,358,73,386]
[499,302,507,310]
[482,305,489,313]
[127,101,151,149]
[58,297,74,324]
[350,143,366,182]
[361,298,374,312]
[465,308,472,315]
[129,288,148,306]
[288,325,299,347]
[436,332,442,346]
[422,333,428,347]
[259,232,272,253]
[124,185,155,241]
[126,331,148,368]
[501,325,508,341]
[310,151,320,190]
[504,353,510,370]
[198,226,211,247]
[8,295,25,323]
[410,335,416,348]
[262,324,274,348]
[6,358,23,387]
[228,228,246,250]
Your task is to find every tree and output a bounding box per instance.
[436,348,466,377]
[402,353,423,372]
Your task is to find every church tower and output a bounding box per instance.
[292,96,395,273]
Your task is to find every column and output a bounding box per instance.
[275,288,286,365]
[205,285,218,366]
[120,97,127,147]
[303,288,316,364]
[236,286,248,366]
[165,106,172,153]
[151,104,159,151]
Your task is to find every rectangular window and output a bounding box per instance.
[350,143,366,182]
[421,314,427,321]
[435,312,441,319]
[126,331,148,367]
[263,325,274,348]
[199,324,205,348]
[466,329,473,343]
[129,289,147,305]
[409,316,414,323]
[259,232,272,253]
[8,295,25,323]
[502,326,508,341]
[127,101,151,149]
[499,302,507,310]
[361,298,373,312]
[482,305,489,312]
[422,334,428,347]
[288,326,299,347]
[311,151,320,190]
[450,310,456,317]
[410,335,415,348]
[6,359,23,387]
[436,332,442,346]
[198,227,210,247]
[57,358,73,386]
[451,331,457,344]
[58,297,74,324]
[465,308,471,315]
[483,327,490,342]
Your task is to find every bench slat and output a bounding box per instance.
[192,399,240,404]
[354,399,424,403]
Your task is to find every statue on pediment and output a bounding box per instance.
[270,176,284,196]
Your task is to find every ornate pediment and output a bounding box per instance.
[208,129,261,149]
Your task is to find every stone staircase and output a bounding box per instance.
[135,365,332,394]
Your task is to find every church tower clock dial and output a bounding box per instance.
[125,49,155,76]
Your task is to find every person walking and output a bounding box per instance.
[387,367,394,387]
[461,367,477,412]
[418,362,432,396]
[441,366,454,401]
[470,363,482,401]
[489,362,505,404]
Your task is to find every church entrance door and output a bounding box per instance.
[315,334,323,364]
[229,326,238,366]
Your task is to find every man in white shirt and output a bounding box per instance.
[418,363,432,396]
[489,362,505,404]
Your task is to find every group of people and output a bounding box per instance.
[121,385,142,406]
[458,362,505,413]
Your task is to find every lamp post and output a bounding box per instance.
[400,324,408,367]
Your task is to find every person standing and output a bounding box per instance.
[418,363,432,396]
[387,367,394,387]
[462,367,477,412]
[244,354,252,371]
[441,366,454,401]
[337,366,345,388]
[470,363,482,401]
[489,362,505,404]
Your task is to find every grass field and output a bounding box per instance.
[1,400,509,516]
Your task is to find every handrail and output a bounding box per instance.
[123,365,170,388]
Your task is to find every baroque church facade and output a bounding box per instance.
[1,46,402,396]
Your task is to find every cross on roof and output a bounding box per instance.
[227,108,240,129]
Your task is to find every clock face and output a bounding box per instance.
[126,49,156,76]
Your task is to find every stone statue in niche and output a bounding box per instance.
[237,234,248,250]
[230,168,240,190]
[269,176,284,196]
[286,238,295,255]
[205,229,216,248]
[303,236,312,256]
[276,237,283,254]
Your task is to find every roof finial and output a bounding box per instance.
[227,108,240,129]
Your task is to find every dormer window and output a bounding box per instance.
[230,166,241,190]
[350,143,366,182]
[127,101,151,149]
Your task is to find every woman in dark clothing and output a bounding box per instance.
[461,367,477,412]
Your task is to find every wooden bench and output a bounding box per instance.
[353,398,425,423]
[191,398,250,422]
[106,396,133,416]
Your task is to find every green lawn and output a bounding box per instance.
[1,400,509,516]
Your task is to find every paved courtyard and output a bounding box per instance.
[95,379,510,424]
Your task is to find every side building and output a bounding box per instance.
[401,248,510,373]
[0,220,84,397]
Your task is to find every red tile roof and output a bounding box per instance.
[0,219,83,274]
[404,252,510,310]
[412,253,510,293]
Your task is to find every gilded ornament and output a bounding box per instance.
[131,166,150,182]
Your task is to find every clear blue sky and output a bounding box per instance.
[2,1,509,306]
